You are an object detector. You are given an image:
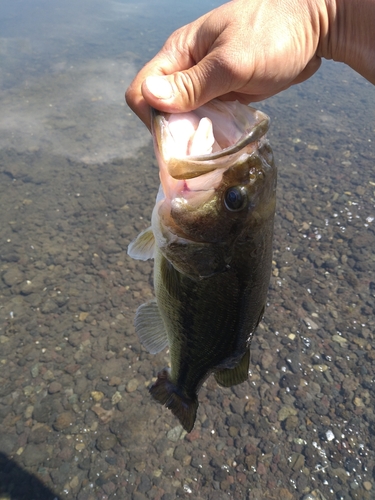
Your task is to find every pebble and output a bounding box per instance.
[21,444,49,467]
[48,381,62,394]
[166,425,184,442]
[19,280,36,295]
[91,404,114,423]
[278,405,298,422]
[302,491,327,500]
[2,268,24,286]
[40,299,59,314]
[30,363,40,378]
[111,391,122,404]
[353,397,365,407]
[109,376,122,386]
[90,391,104,402]
[285,352,301,374]
[100,358,123,379]
[278,488,294,500]
[0,434,18,455]
[363,481,372,491]
[284,415,299,431]
[53,412,76,431]
[126,378,139,392]
[289,452,305,471]
[303,317,319,330]
[96,433,117,451]
[332,334,348,346]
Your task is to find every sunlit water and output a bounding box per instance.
[0,1,374,500]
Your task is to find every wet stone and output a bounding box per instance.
[33,399,56,423]
[2,268,24,286]
[278,405,298,422]
[48,381,62,394]
[96,433,118,451]
[173,444,186,461]
[290,452,305,471]
[40,299,59,314]
[20,280,36,295]
[285,352,301,374]
[53,411,76,431]
[21,443,49,467]
[260,351,274,369]
[284,415,299,431]
[126,378,138,393]
[138,473,152,493]
[280,373,301,389]
[228,426,239,437]
[166,425,184,442]
[100,358,123,379]
[87,368,99,380]
[0,434,18,454]
[28,426,49,444]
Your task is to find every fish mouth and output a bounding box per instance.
[151,100,270,181]
[151,100,272,242]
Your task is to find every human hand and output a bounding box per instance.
[125,0,375,129]
[125,0,327,127]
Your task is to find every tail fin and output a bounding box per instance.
[149,369,198,433]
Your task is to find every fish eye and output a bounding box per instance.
[224,186,248,211]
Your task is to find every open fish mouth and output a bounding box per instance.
[151,100,270,181]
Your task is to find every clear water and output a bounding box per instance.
[0,1,374,499]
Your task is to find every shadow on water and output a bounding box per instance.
[0,452,60,500]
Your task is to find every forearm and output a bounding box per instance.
[320,0,375,83]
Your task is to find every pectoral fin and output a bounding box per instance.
[134,300,168,354]
[128,227,155,260]
[214,349,250,387]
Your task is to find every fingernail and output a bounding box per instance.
[145,76,173,100]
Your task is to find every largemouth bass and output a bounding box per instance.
[128,100,277,432]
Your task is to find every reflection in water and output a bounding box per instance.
[0,59,146,163]
[0,0,374,499]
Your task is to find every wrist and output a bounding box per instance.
[319,0,375,83]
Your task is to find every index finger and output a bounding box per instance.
[125,34,195,128]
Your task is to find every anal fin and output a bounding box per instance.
[214,349,250,388]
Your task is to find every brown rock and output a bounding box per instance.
[53,411,76,431]
[48,382,62,394]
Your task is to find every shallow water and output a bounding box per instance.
[0,1,374,500]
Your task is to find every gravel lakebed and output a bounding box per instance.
[1,68,375,500]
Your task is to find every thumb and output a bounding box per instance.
[141,57,232,113]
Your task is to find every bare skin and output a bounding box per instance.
[125,0,375,129]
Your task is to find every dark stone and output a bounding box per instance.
[285,352,301,374]
[137,473,152,493]
[21,444,49,467]
[280,373,301,389]
[0,433,18,454]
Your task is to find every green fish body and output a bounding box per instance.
[128,100,277,432]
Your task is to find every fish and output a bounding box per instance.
[128,99,277,432]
